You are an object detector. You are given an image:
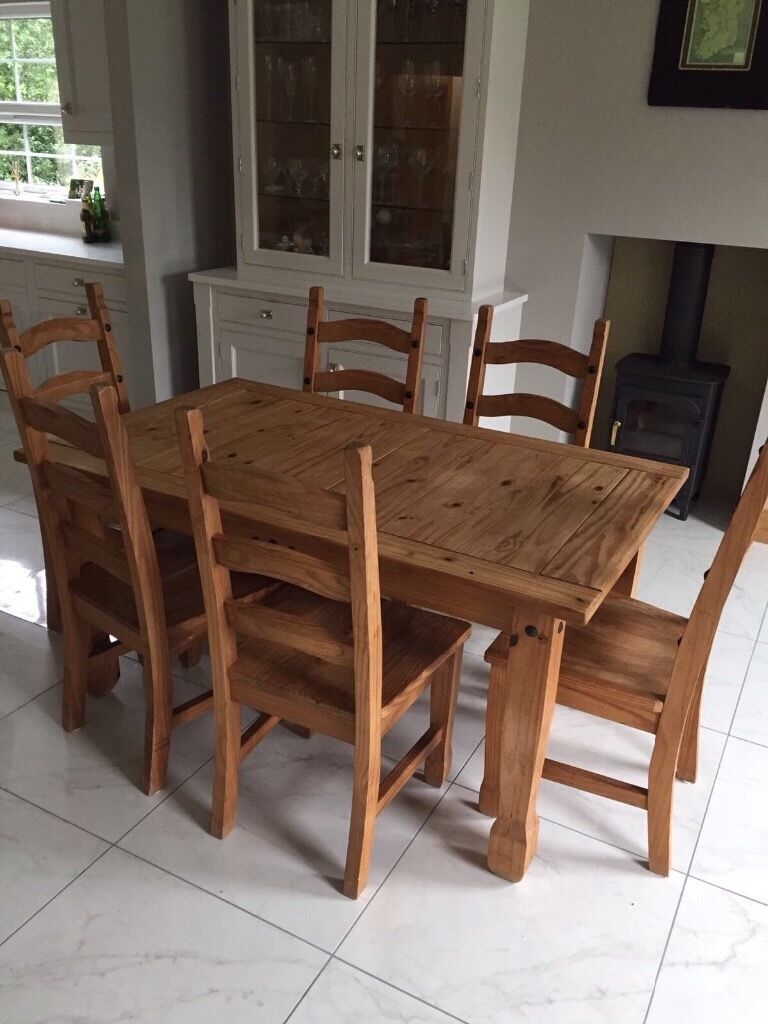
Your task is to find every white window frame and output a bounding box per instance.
[0,1,76,195]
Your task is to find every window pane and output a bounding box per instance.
[18,62,59,103]
[75,157,103,186]
[0,22,11,60]
[12,18,56,59]
[0,154,28,182]
[27,123,67,154]
[0,120,24,151]
[0,61,14,101]
[31,154,71,186]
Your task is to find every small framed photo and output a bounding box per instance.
[68,177,93,200]
[649,0,768,109]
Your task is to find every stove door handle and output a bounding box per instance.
[610,419,622,447]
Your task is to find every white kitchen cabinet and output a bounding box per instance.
[50,0,113,144]
[193,1,528,419]
[218,325,307,390]
[325,343,442,417]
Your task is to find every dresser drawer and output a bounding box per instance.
[0,256,27,290]
[216,292,308,335]
[33,262,127,307]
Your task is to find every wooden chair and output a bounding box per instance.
[0,364,273,794]
[464,305,610,446]
[176,407,471,898]
[0,284,128,636]
[482,440,768,876]
[303,285,428,414]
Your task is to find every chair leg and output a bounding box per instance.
[647,746,675,876]
[478,658,504,816]
[62,614,91,732]
[211,701,242,839]
[424,650,462,787]
[676,677,703,783]
[343,742,381,900]
[140,648,173,796]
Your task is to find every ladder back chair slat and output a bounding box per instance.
[303,285,428,414]
[464,304,610,447]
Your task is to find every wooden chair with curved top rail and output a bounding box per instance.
[176,407,471,898]
[464,305,610,446]
[481,439,768,877]
[303,285,428,414]
[0,363,274,794]
[0,283,128,640]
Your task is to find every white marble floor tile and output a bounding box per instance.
[0,659,216,842]
[455,705,725,872]
[692,737,768,905]
[0,847,326,1024]
[0,789,108,943]
[646,877,768,1024]
[0,506,45,585]
[0,567,48,626]
[292,960,459,1024]
[382,652,487,780]
[339,785,684,1024]
[699,630,755,733]
[0,611,62,718]
[731,642,768,746]
[120,729,445,952]
[464,621,498,659]
[0,453,33,509]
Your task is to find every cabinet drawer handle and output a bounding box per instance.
[331,143,342,160]
[75,305,88,316]
[355,144,365,162]
[73,277,86,287]
[259,309,273,320]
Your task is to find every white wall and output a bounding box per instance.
[505,0,768,438]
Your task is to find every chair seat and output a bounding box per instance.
[230,585,471,742]
[486,595,688,699]
[71,536,275,654]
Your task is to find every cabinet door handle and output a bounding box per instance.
[73,277,86,287]
[259,309,273,320]
[355,144,365,162]
[331,143,342,160]
[61,101,73,115]
[610,419,622,447]
[327,362,339,372]
[75,305,88,317]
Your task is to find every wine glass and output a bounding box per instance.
[288,156,308,196]
[281,59,299,120]
[302,55,318,121]
[409,145,433,207]
[260,53,276,119]
[261,155,283,194]
[398,59,418,127]
[425,58,443,126]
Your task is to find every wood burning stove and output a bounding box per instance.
[608,242,729,520]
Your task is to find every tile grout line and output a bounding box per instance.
[331,956,473,1024]
[280,957,335,1024]
[685,873,768,911]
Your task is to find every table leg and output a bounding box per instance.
[611,546,644,598]
[487,609,564,882]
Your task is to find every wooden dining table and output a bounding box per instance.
[36,377,687,881]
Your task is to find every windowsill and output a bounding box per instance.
[0,189,107,238]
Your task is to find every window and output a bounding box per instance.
[0,3,103,194]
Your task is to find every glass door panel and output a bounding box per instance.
[368,0,468,273]
[249,0,339,265]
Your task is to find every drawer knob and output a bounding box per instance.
[259,309,273,320]
[73,277,86,287]
[76,305,88,316]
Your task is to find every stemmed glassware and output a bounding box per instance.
[409,146,433,207]
[287,156,308,196]
[280,58,299,120]
[398,59,418,127]
[375,142,400,204]
[303,55,318,121]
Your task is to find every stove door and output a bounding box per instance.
[611,389,702,464]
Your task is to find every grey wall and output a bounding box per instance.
[505,0,768,439]
[106,0,235,405]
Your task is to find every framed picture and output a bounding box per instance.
[649,0,768,108]
[68,177,94,200]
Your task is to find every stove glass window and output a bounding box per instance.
[620,399,697,460]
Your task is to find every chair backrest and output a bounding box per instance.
[667,441,768,729]
[463,304,609,446]
[0,350,165,650]
[176,405,383,724]
[303,285,428,414]
[0,282,129,412]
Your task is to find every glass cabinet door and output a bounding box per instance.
[353,0,481,289]
[236,0,346,274]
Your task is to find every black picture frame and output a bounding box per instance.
[649,0,768,109]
